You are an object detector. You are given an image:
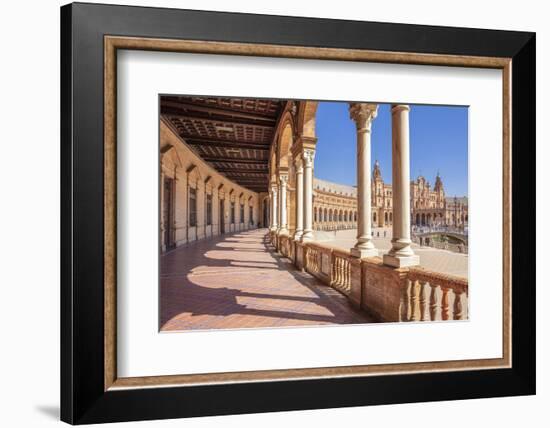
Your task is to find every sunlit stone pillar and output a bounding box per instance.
[278,174,289,235]
[384,104,420,267]
[294,158,304,240]
[301,149,315,241]
[270,183,278,232]
[349,103,378,258]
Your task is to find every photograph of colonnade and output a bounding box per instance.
[159,96,469,332]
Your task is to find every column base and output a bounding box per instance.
[383,253,420,268]
[301,231,314,242]
[277,228,289,236]
[293,231,303,241]
[350,247,378,258]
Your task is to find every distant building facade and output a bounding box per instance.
[313,160,468,230]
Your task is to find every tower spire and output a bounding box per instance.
[373,159,382,180]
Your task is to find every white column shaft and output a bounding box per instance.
[349,103,378,258]
[278,176,289,234]
[294,160,304,240]
[271,186,278,230]
[301,150,315,241]
[384,104,419,267]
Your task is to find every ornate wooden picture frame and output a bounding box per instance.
[61,2,535,424]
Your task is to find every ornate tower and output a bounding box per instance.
[373,159,382,181]
[434,171,445,208]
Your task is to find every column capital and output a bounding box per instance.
[279,174,289,186]
[391,104,410,113]
[349,103,378,131]
[294,156,304,173]
[302,148,315,168]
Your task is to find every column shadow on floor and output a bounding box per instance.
[160,229,372,331]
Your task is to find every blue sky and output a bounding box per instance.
[314,102,468,197]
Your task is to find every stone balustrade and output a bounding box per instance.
[403,267,468,321]
[314,222,356,232]
[331,249,352,296]
[278,234,291,258]
[304,243,331,283]
[272,236,468,323]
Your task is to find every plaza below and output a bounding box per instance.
[314,228,468,278]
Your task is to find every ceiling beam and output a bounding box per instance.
[188,140,270,151]
[165,114,274,131]
[201,157,268,165]
[161,101,278,123]
[184,134,271,146]
[215,168,268,174]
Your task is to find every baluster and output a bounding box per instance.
[419,281,430,321]
[453,289,466,320]
[441,287,451,320]
[402,279,412,321]
[345,260,350,290]
[348,260,351,290]
[342,259,347,289]
[430,284,442,321]
[343,259,347,288]
[313,250,317,272]
[331,255,335,284]
[410,280,420,321]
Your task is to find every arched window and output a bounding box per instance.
[373,212,377,222]
[384,212,388,223]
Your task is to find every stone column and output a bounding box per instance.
[278,174,289,235]
[270,184,278,231]
[294,158,304,240]
[349,103,378,258]
[301,149,315,241]
[384,104,420,267]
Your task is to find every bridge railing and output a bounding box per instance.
[412,235,468,254]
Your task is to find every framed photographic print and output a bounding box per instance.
[60,2,535,424]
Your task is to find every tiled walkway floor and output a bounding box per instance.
[160,229,373,332]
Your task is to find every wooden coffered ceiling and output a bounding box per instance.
[161,96,285,193]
